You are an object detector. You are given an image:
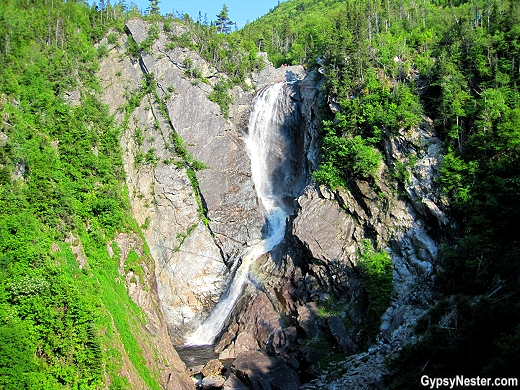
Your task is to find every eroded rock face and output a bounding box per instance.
[157,223,229,341]
[216,291,286,360]
[328,315,357,353]
[98,19,233,337]
[292,123,447,388]
[99,17,448,389]
[293,187,356,265]
[223,374,249,390]
[213,68,447,388]
[99,18,310,344]
[107,232,194,390]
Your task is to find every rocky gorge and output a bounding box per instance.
[97,18,450,389]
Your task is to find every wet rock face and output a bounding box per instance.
[214,83,447,388]
[158,223,229,341]
[255,83,308,212]
[216,290,283,360]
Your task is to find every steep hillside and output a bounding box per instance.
[99,9,443,390]
[0,1,192,388]
[244,0,520,386]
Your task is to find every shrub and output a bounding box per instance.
[357,240,393,338]
[208,80,234,118]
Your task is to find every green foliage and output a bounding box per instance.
[356,240,393,339]
[208,79,234,118]
[186,168,209,225]
[215,5,234,34]
[361,0,520,383]
[241,0,341,67]
[97,43,110,58]
[144,148,158,165]
[313,119,382,186]
[88,242,160,390]
[266,5,520,375]
[139,24,160,53]
[173,223,198,252]
[0,0,162,387]
[389,294,520,387]
[183,57,208,84]
[149,0,160,17]
[107,32,119,45]
[134,127,144,146]
[125,34,141,58]
[312,161,346,190]
[141,216,151,230]
[0,322,37,388]
[391,153,417,185]
[162,14,264,86]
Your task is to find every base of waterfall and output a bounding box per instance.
[183,207,288,346]
[176,344,218,369]
[179,348,301,390]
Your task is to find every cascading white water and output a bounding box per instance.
[184,82,292,346]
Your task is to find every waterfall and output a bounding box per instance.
[184,82,297,346]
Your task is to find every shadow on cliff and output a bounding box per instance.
[231,350,300,390]
[285,70,303,82]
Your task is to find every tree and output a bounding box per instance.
[216,4,233,34]
[149,0,160,16]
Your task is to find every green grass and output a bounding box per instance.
[82,231,161,390]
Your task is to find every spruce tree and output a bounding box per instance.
[149,0,160,15]
[216,4,233,34]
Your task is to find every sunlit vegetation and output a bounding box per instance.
[0,0,159,388]
[244,0,520,381]
[357,240,393,339]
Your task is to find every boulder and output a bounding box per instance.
[293,187,355,266]
[223,374,248,390]
[297,302,319,339]
[232,350,300,390]
[201,359,224,377]
[200,375,226,389]
[218,292,283,359]
[327,315,357,353]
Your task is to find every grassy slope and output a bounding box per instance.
[0,1,165,388]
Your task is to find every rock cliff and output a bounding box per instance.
[99,17,309,340]
[98,17,449,389]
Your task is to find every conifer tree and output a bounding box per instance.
[149,0,160,16]
[216,4,233,34]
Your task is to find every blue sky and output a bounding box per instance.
[113,1,285,29]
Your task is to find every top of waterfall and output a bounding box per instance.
[253,64,306,90]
